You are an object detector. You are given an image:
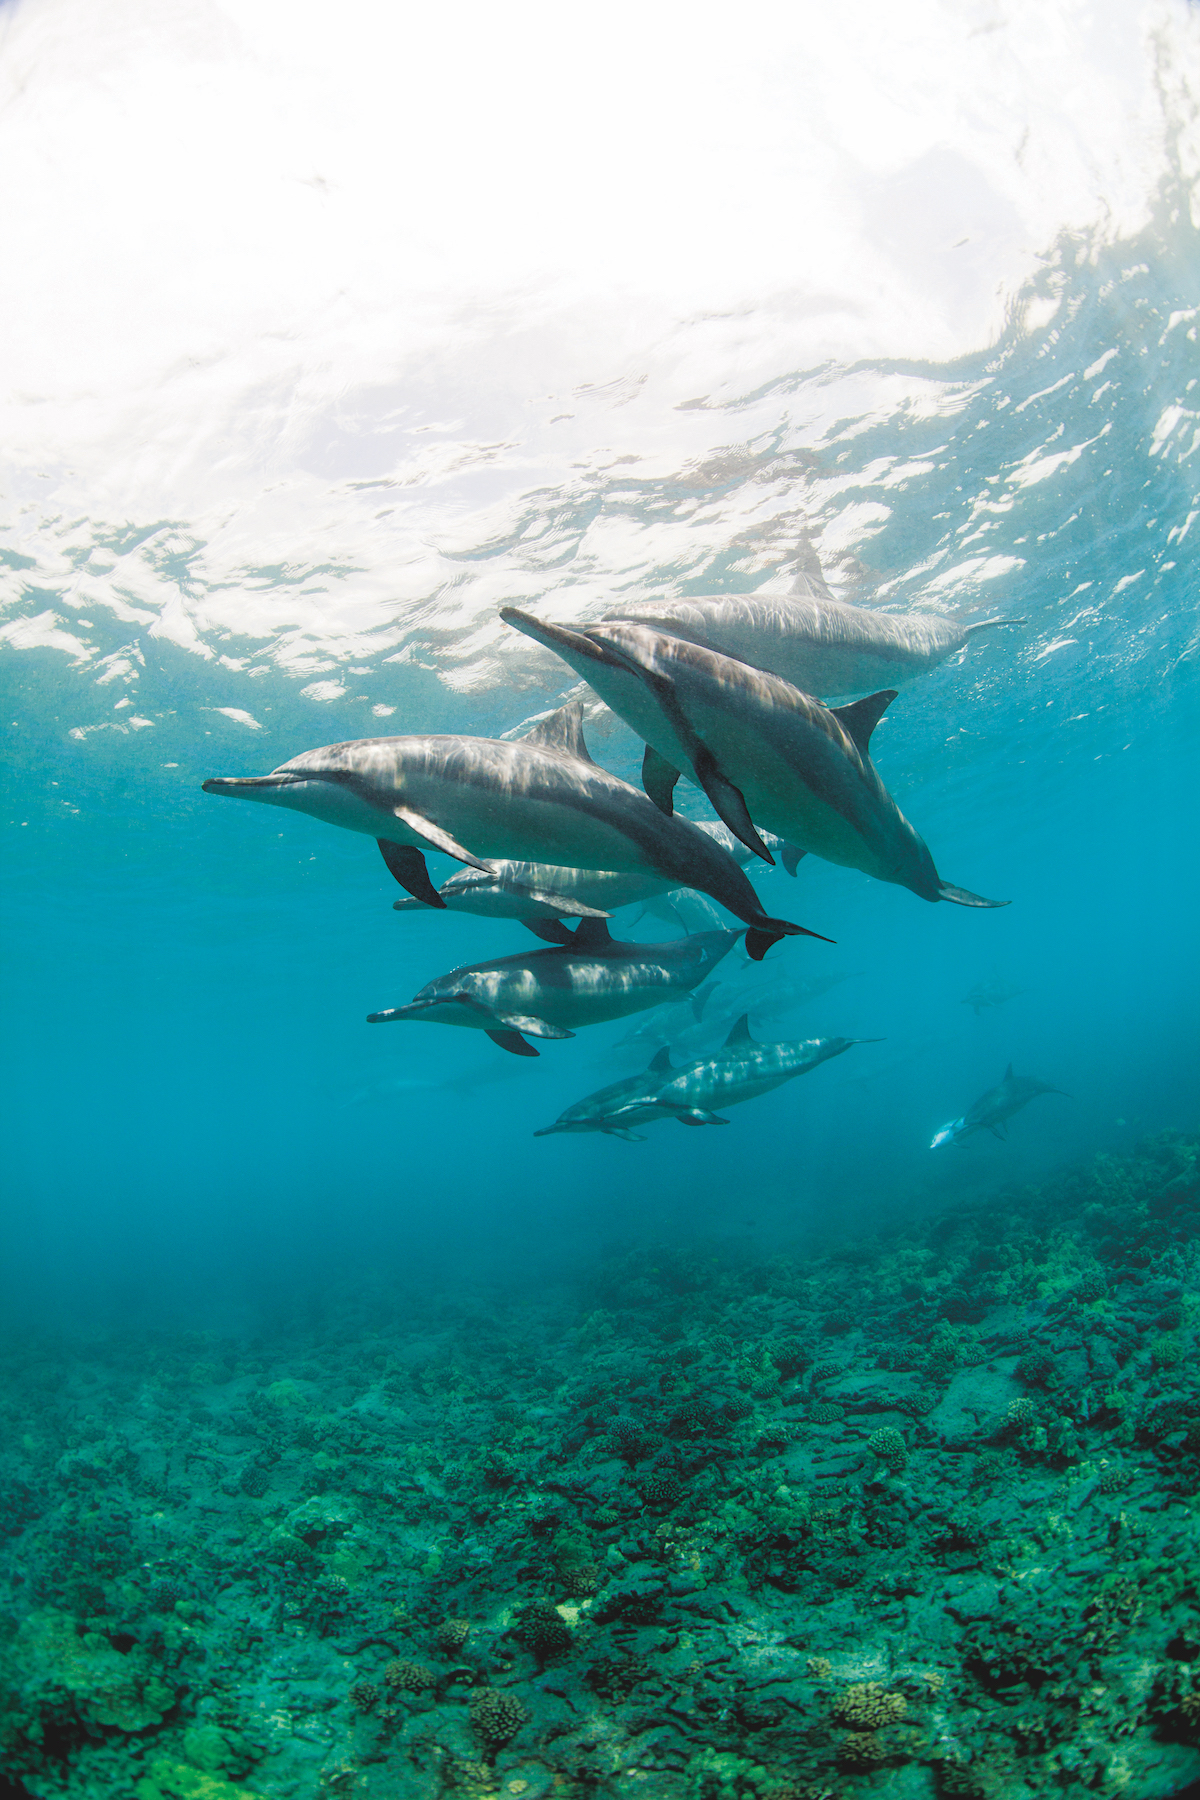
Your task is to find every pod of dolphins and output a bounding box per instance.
[204,557,1062,1142]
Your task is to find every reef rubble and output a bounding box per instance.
[3,1132,1200,1799]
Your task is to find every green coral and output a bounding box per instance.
[135,1754,258,1800]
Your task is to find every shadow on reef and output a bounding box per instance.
[2,1131,1200,1798]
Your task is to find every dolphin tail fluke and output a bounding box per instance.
[377,839,446,907]
[522,918,575,945]
[487,1028,540,1057]
[938,883,1010,909]
[745,917,835,961]
[780,843,807,877]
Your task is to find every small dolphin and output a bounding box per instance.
[365,918,743,1056]
[501,613,1004,908]
[930,1063,1069,1147]
[634,1015,879,1125]
[389,821,795,944]
[203,703,824,960]
[602,567,1021,698]
[961,979,1025,1015]
[534,1047,679,1140]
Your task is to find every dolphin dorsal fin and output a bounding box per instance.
[648,1047,675,1073]
[1003,1062,1014,1081]
[831,689,898,755]
[570,916,614,951]
[523,701,594,763]
[723,1013,755,1048]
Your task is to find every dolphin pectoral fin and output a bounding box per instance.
[780,843,807,877]
[673,1108,729,1127]
[965,617,1026,635]
[487,1028,540,1057]
[690,746,774,865]
[937,883,1010,908]
[642,744,681,815]
[377,839,446,907]
[490,1010,575,1041]
[391,897,430,913]
[522,919,576,945]
[389,807,491,872]
[991,1123,1009,1140]
[602,1125,646,1142]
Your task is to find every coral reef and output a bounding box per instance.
[1,1131,1199,1797]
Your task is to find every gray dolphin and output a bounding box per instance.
[930,1063,1069,1147]
[389,821,795,945]
[500,613,1005,908]
[602,579,1021,699]
[635,1015,878,1125]
[534,1047,679,1139]
[365,918,744,1056]
[202,703,825,960]
[961,978,1025,1016]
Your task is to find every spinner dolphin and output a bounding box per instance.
[366,919,743,1056]
[203,704,826,960]
[500,613,1005,907]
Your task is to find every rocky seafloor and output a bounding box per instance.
[4,1133,1200,1800]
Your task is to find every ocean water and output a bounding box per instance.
[2,6,1200,1798]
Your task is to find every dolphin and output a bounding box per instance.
[388,822,797,945]
[631,1015,879,1125]
[365,918,744,1055]
[961,979,1025,1016]
[534,1047,680,1139]
[500,613,1005,908]
[613,968,859,1055]
[930,1063,1069,1147]
[202,703,824,960]
[602,572,1022,699]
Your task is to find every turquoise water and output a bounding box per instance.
[4,201,1198,1321]
[2,15,1200,1797]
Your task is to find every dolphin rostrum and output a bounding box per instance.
[202,703,826,960]
[366,918,744,1055]
[533,1047,680,1139]
[930,1063,1069,1147]
[602,576,1021,699]
[500,613,1005,908]
[389,822,798,945]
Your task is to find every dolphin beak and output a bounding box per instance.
[533,1124,566,1137]
[202,774,308,797]
[500,608,612,666]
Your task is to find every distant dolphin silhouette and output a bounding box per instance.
[500,614,1005,908]
[367,919,743,1056]
[202,703,826,960]
[931,1063,1069,1147]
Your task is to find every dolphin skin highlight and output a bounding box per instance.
[931,1063,1068,1147]
[500,612,1005,908]
[202,703,827,960]
[536,1014,877,1133]
[366,918,745,1056]
[602,575,1021,699]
